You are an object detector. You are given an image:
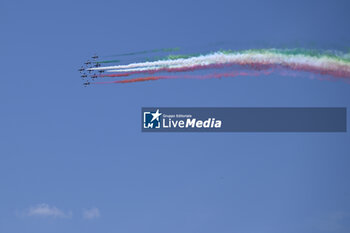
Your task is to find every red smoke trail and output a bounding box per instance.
[93,76,162,84]
[283,63,350,80]
[93,70,274,84]
[93,68,344,85]
[99,73,132,77]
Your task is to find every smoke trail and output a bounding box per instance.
[96,52,190,65]
[90,49,350,71]
[98,61,349,80]
[144,53,201,62]
[105,47,180,58]
[89,49,350,79]
[95,59,120,64]
[99,63,274,78]
[93,70,274,84]
[93,67,342,85]
[94,76,163,84]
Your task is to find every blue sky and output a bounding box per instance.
[1,0,350,232]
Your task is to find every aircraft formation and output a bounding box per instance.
[78,54,103,87]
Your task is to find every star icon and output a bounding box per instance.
[151,109,162,122]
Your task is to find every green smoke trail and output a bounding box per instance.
[106,47,180,58]
[96,49,185,64]
[145,53,201,62]
[96,59,121,64]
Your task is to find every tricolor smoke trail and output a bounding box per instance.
[90,49,350,80]
[81,48,350,85]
